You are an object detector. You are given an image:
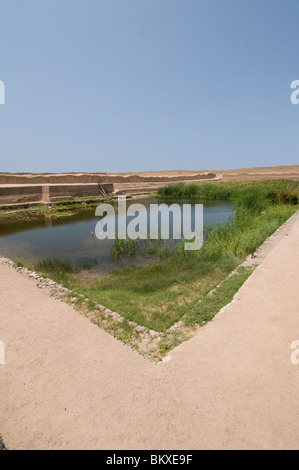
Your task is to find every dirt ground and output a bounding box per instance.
[216,165,299,181]
[0,209,299,449]
[0,435,6,450]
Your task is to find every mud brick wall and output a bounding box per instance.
[0,186,42,204]
[48,184,114,200]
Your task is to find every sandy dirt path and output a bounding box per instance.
[0,215,299,450]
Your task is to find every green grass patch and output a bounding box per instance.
[182,265,254,327]
[71,252,239,331]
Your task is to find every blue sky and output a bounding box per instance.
[0,0,299,173]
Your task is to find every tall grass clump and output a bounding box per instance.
[36,258,74,285]
[110,235,187,259]
[158,179,299,207]
[159,180,299,261]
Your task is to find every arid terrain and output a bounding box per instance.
[216,165,299,180]
[102,164,299,180]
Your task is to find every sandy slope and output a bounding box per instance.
[1,165,299,182]
[0,213,299,450]
[106,165,299,180]
[219,165,299,180]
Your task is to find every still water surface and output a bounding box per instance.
[0,198,234,271]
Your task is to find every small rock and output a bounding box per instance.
[135,325,145,332]
[149,329,158,337]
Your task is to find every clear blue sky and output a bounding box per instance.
[0,0,299,173]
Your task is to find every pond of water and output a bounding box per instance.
[0,198,234,272]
